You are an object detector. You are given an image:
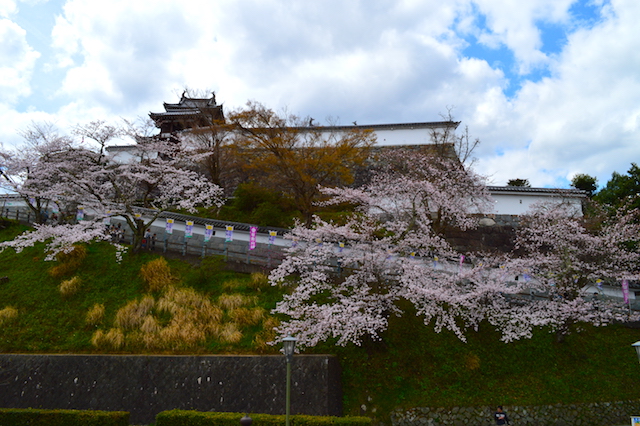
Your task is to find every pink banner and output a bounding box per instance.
[249,226,257,250]
[622,279,629,304]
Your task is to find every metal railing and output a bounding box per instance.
[0,204,288,269]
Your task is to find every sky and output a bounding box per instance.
[1,0,639,188]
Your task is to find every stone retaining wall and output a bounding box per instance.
[391,400,640,426]
[0,354,341,425]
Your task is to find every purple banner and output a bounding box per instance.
[225,226,233,242]
[185,221,194,238]
[165,218,174,234]
[204,225,214,242]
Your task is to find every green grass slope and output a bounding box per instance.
[1,220,640,420]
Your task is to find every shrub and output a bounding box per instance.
[91,328,125,349]
[155,410,372,426]
[0,306,18,325]
[114,296,155,330]
[228,307,265,326]
[0,408,129,426]
[59,276,82,297]
[254,317,280,351]
[140,257,175,292]
[249,272,270,289]
[85,303,105,327]
[222,278,244,291]
[218,293,256,310]
[218,322,243,343]
[48,245,87,278]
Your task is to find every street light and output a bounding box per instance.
[632,341,640,363]
[283,335,297,426]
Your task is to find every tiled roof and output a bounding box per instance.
[488,186,586,197]
[291,121,459,132]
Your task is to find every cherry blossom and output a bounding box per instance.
[271,151,640,347]
[0,121,224,258]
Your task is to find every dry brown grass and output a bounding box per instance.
[254,316,280,351]
[228,307,266,326]
[140,315,161,335]
[140,257,175,292]
[49,245,87,278]
[100,281,275,350]
[107,286,224,350]
[91,328,125,349]
[465,353,481,371]
[248,272,270,289]
[222,278,244,291]
[0,306,18,325]
[114,296,155,330]
[59,276,82,297]
[85,303,105,327]
[218,322,243,343]
[217,293,257,310]
[159,322,207,348]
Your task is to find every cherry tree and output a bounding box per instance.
[270,148,499,347]
[0,121,224,258]
[0,122,73,224]
[270,149,640,348]
[495,202,640,341]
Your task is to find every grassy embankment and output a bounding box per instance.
[1,219,640,420]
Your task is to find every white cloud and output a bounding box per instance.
[0,18,40,105]
[468,0,575,73]
[512,0,640,182]
[51,0,204,114]
[5,0,640,191]
[0,0,17,18]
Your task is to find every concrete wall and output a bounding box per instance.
[0,354,342,425]
[489,192,584,216]
[392,400,640,426]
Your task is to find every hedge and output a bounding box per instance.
[0,408,130,426]
[155,410,372,426]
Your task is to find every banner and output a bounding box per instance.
[458,254,465,273]
[225,225,234,242]
[268,230,277,245]
[165,218,174,234]
[339,242,345,253]
[622,279,629,304]
[204,225,214,242]
[76,207,84,221]
[185,221,194,238]
[249,226,258,250]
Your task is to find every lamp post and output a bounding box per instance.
[283,335,297,426]
[632,341,640,363]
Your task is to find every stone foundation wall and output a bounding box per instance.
[0,354,342,425]
[392,400,640,426]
